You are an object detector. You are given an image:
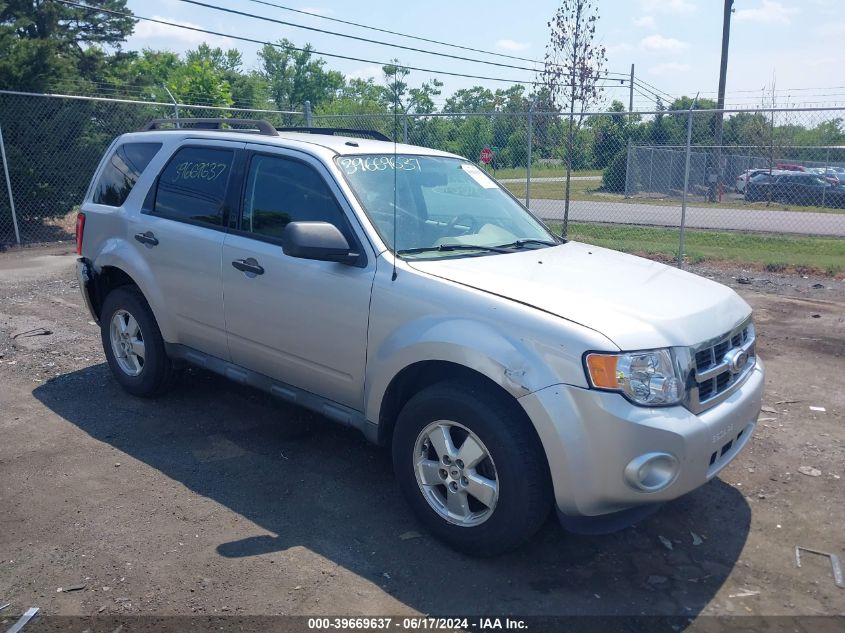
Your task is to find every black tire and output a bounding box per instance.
[100,285,174,397]
[392,381,552,556]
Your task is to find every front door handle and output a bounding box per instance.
[134,231,159,246]
[231,258,265,276]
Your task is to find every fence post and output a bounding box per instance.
[163,86,179,123]
[624,137,633,196]
[648,147,655,192]
[526,107,533,209]
[0,124,21,245]
[678,98,697,269]
[304,100,313,127]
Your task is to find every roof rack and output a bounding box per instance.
[141,118,279,136]
[276,127,392,142]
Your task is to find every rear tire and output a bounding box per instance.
[100,286,174,397]
[392,381,552,556]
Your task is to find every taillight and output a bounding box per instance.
[75,212,86,256]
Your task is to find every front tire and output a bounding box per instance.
[100,286,174,397]
[392,381,552,556]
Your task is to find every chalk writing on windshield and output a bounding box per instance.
[339,156,421,175]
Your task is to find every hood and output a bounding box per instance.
[408,241,751,350]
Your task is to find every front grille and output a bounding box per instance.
[688,320,755,413]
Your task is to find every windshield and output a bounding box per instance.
[335,154,557,258]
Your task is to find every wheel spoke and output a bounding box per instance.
[128,352,142,374]
[447,488,471,519]
[126,315,140,338]
[427,424,457,460]
[416,459,442,486]
[465,473,497,509]
[130,339,145,360]
[114,314,128,335]
[457,435,486,469]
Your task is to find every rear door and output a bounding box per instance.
[221,146,376,409]
[132,139,245,360]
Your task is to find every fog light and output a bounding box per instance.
[624,452,679,492]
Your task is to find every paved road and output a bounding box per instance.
[499,175,601,183]
[526,198,845,237]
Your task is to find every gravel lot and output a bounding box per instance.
[0,246,843,623]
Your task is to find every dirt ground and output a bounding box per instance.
[0,245,843,624]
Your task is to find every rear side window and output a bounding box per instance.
[93,142,162,206]
[153,146,235,226]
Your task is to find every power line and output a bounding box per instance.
[179,0,648,86]
[240,0,654,86]
[55,0,544,86]
[177,0,545,75]
[240,0,544,65]
[634,77,675,101]
[54,0,640,91]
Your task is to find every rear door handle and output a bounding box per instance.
[134,231,159,246]
[231,258,265,276]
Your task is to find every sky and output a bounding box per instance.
[122,0,845,110]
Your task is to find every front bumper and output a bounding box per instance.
[519,359,764,517]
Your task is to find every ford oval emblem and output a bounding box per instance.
[726,349,748,374]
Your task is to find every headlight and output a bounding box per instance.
[585,348,684,406]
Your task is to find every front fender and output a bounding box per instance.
[91,238,176,342]
[364,316,561,424]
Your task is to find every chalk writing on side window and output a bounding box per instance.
[173,161,228,182]
[339,156,421,175]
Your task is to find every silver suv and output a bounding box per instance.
[76,119,764,555]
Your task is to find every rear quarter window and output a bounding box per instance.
[93,142,162,206]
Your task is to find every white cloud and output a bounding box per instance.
[648,62,691,75]
[734,1,799,24]
[633,16,657,29]
[818,21,845,37]
[131,16,226,46]
[640,0,697,14]
[299,7,334,16]
[607,42,633,54]
[640,34,689,51]
[347,65,383,81]
[496,39,530,52]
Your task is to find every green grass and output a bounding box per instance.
[491,167,602,180]
[505,181,845,214]
[546,222,845,273]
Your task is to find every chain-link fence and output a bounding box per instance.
[0,90,303,245]
[2,90,844,272]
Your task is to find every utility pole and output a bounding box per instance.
[711,0,734,201]
[629,63,634,113]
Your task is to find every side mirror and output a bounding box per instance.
[282,221,359,264]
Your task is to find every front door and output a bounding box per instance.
[221,148,376,409]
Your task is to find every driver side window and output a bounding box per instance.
[242,154,350,242]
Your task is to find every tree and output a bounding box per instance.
[541,0,607,236]
[0,0,136,90]
[443,87,495,114]
[382,60,443,115]
[259,40,343,117]
[185,44,267,109]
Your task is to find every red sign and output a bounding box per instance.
[480,147,493,164]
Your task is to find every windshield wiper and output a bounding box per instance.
[397,243,511,255]
[493,238,560,249]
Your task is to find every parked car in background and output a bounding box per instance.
[775,163,806,172]
[809,167,843,186]
[745,171,845,207]
[735,168,773,193]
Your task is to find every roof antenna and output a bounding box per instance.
[391,63,399,282]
